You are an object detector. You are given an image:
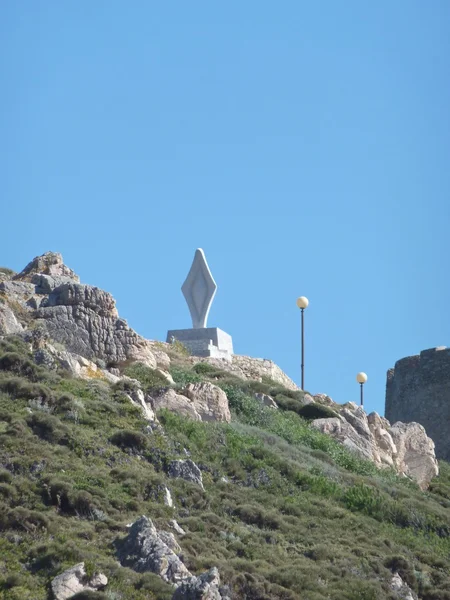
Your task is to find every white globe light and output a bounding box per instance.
[296,296,309,309]
[356,372,368,384]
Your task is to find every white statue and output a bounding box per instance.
[182,248,217,329]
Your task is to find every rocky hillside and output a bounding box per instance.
[0,254,449,600]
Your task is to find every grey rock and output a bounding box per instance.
[164,486,174,507]
[390,572,417,600]
[172,567,230,600]
[117,516,192,585]
[125,388,156,422]
[34,348,57,370]
[35,285,160,368]
[169,520,186,535]
[390,421,438,490]
[0,303,23,334]
[51,562,107,600]
[254,393,278,409]
[32,273,76,294]
[168,459,204,490]
[183,382,231,422]
[311,417,374,461]
[15,251,80,282]
[152,389,201,421]
[340,407,372,439]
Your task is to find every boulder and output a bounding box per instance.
[168,459,204,490]
[51,562,107,600]
[183,382,231,422]
[126,387,156,422]
[117,516,192,585]
[172,567,231,600]
[311,417,374,461]
[312,404,439,488]
[152,389,201,421]
[164,486,174,507]
[0,303,23,334]
[390,572,417,600]
[390,421,439,490]
[254,393,278,409]
[15,251,80,282]
[169,520,186,535]
[34,283,159,368]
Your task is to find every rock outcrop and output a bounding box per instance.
[117,516,192,585]
[311,401,438,489]
[51,562,107,600]
[172,567,231,600]
[390,572,417,600]
[182,382,231,422]
[151,382,231,423]
[1,252,170,373]
[168,459,204,489]
[0,303,23,335]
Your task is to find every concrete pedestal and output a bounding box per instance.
[166,327,233,361]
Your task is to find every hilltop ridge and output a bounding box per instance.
[0,252,449,600]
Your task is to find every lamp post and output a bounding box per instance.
[296,296,309,390]
[356,372,368,406]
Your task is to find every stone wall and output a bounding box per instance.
[385,346,450,461]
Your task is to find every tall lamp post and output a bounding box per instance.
[356,372,368,407]
[296,296,309,390]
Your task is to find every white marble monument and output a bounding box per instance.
[167,249,233,360]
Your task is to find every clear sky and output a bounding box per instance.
[1,2,449,416]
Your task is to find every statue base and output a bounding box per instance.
[166,327,233,361]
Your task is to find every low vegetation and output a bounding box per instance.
[0,335,449,599]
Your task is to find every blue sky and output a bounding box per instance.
[1,2,449,416]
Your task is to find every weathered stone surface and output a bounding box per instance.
[152,389,201,421]
[0,280,39,309]
[184,355,298,391]
[32,273,77,294]
[15,251,80,283]
[51,562,107,600]
[183,382,231,422]
[386,347,450,461]
[172,567,230,600]
[117,516,192,585]
[254,393,278,409]
[164,487,174,507]
[125,387,156,422]
[312,404,438,488]
[311,417,374,461]
[390,572,417,600]
[35,285,159,368]
[169,520,186,535]
[168,459,204,490]
[0,303,23,334]
[390,421,439,489]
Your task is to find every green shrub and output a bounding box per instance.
[343,484,384,518]
[26,412,69,444]
[170,366,202,387]
[0,469,12,483]
[110,430,148,452]
[0,377,53,403]
[297,403,338,420]
[192,362,218,375]
[123,363,168,392]
[0,267,15,277]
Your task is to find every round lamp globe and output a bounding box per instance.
[296,296,309,309]
[356,372,368,384]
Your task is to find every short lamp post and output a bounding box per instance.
[356,372,368,407]
[296,296,309,390]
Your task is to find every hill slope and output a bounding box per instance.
[0,335,449,600]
